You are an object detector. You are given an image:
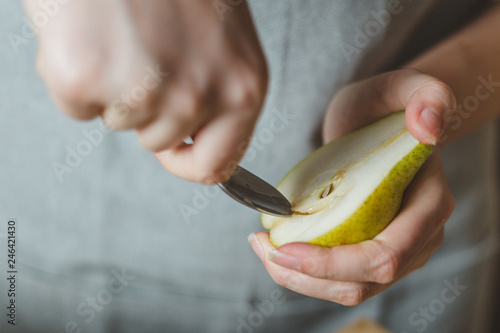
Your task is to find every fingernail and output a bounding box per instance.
[248,233,264,261]
[418,108,441,144]
[268,249,301,271]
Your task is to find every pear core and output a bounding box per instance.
[261,112,433,247]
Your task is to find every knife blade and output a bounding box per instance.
[218,165,293,217]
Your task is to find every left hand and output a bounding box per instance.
[248,69,456,305]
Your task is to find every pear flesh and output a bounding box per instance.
[262,112,433,247]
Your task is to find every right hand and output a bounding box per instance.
[249,69,456,305]
[25,0,268,184]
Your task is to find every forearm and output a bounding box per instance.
[406,5,500,143]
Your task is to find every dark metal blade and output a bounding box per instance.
[218,166,293,217]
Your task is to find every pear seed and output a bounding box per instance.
[320,184,333,199]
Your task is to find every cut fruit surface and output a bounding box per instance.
[261,111,433,247]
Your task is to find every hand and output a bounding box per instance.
[25,0,268,184]
[248,69,456,305]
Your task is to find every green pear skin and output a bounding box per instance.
[309,143,433,247]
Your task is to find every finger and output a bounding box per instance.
[101,84,159,131]
[267,151,453,283]
[250,232,386,306]
[153,62,266,184]
[33,0,162,125]
[402,72,457,144]
[33,19,111,121]
[35,44,105,121]
[324,69,456,144]
[374,69,456,143]
[101,62,171,131]
[374,226,444,286]
[136,85,209,151]
[154,110,258,184]
[250,230,442,306]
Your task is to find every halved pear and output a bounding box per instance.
[262,111,433,247]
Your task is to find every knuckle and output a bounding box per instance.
[422,80,457,110]
[222,68,267,111]
[170,86,202,120]
[425,79,453,95]
[337,284,368,306]
[301,256,323,277]
[273,273,287,288]
[181,101,201,121]
[374,71,397,97]
[323,256,340,280]
[49,61,104,120]
[53,65,101,104]
[372,71,401,111]
[371,248,401,284]
[271,271,293,289]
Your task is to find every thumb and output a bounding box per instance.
[399,69,456,144]
[324,69,456,145]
